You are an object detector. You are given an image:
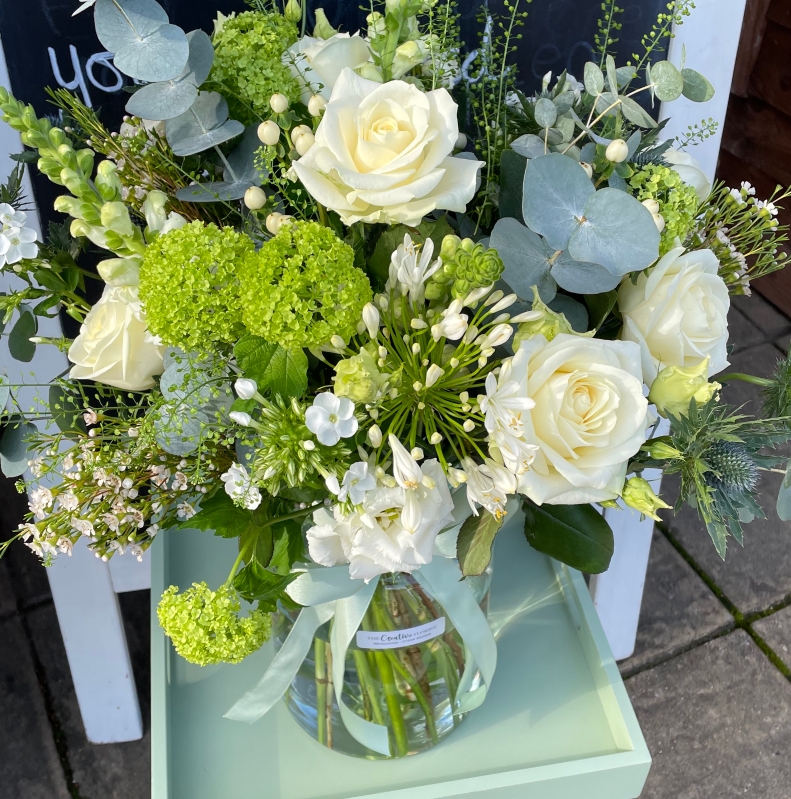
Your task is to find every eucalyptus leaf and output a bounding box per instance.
[605,55,618,95]
[124,29,213,120]
[223,124,266,186]
[0,416,37,478]
[553,92,575,115]
[568,188,660,276]
[583,61,604,95]
[595,91,620,117]
[607,172,629,191]
[616,66,636,88]
[524,500,614,573]
[777,459,791,521]
[681,68,715,103]
[165,91,244,156]
[94,0,189,83]
[550,251,621,294]
[547,294,588,333]
[176,180,256,202]
[489,218,557,303]
[620,96,657,128]
[522,153,594,251]
[8,309,37,363]
[510,134,546,159]
[626,130,642,158]
[498,149,527,222]
[650,60,684,102]
[534,97,558,129]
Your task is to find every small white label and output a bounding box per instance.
[356,617,446,650]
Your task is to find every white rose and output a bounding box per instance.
[285,33,373,104]
[618,246,730,386]
[292,68,483,226]
[68,285,164,391]
[514,335,649,505]
[664,148,711,202]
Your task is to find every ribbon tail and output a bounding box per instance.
[224,604,334,723]
[329,577,392,757]
[420,558,497,715]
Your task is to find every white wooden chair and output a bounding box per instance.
[0,0,746,741]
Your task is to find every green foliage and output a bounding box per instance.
[139,221,254,351]
[209,10,300,124]
[456,509,502,577]
[595,2,624,64]
[157,582,272,666]
[234,335,308,398]
[238,221,371,349]
[233,562,298,610]
[0,415,37,478]
[427,235,505,301]
[763,350,791,422]
[629,164,699,254]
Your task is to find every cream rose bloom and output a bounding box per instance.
[285,33,372,104]
[618,246,730,386]
[664,148,711,202]
[69,260,164,391]
[513,335,649,505]
[292,68,483,225]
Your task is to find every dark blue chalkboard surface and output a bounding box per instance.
[0,0,668,217]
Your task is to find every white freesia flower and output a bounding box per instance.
[664,148,711,202]
[513,335,649,505]
[68,285,164,391]
[339,461,377,505]
[306,459,455,581]
[220,463,262,510]
[618,247,730,386]
[285,33,372,104]
[292,68,483,225]
[386,234,442,304]
[462,456,517,520]
[305,393,358,446]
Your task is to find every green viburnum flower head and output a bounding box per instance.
[210,11,300,124]
[157,582,272,666]
[333,343,390,404]
[629,164,700,255]
[139,221,254,352]
[239,220,372,349]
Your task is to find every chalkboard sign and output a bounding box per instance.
[0,0,668,220]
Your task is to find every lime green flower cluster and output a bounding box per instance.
[157,582,272,666]
[426,235,505,301]
[629,164,700,254]
[140,222,254,351]
[210,11,300,123]
[333,344,390,403]
[239,221,371,349]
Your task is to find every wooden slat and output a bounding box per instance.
[749,21,791,114]
[733,0,773,97]
[767,0,791,30]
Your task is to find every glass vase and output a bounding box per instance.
[273,564,493,759]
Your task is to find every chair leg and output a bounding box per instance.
[46,537,144,744]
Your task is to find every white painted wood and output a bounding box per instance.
[589,417,672,661]
[659,0,748,182]
[0,35,144,744]
[109,549,152,594]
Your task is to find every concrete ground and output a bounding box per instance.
[1,294,790,798]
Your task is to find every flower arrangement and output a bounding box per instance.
[2,0,791,759]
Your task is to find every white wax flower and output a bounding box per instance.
[292,68,483,225]
[68,286,164,391]
[305,392,358,446]
[513,335,649,505]
[618,247,730,386]
[306,460,455,581]
[220,463,262,510]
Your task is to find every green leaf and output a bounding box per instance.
[457,510,503,577]
[233,561,298,607]
[8,309,37,363]
[498,149,528,222]
[534,97,558,129]
[522,153,595,251]
[650,60,684,102]
[165,91,243,156]
[605,55,618,96]
[0,416,37,478]
[239,512,275,569]
[176,490,251,537]
[681,68,715,103]
[548,294,588,332]
[523,500,614,573]
[269,522,306,575]
[234,336,308,397]
[583,62,604,95]
[49,384,87,435]
[620,96,657,129]
[777,459,791,521]
[584,290,618,331]
[94,0,189,83]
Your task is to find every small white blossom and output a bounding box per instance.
[71,518,95,538]
[171,472,188,491]
[83,409,99,425]
[338,462,377,505]
[386,234,442,304]
[57,491,80,512]
[305,393,358,446]
[220,463,262,510]
[177,502,196,520]
[389,435,423,490]
[462,457,517,520]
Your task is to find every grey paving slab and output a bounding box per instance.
[26,603,151,799]
[627,630,791,799]
[727,306,765,353]
[0,616,70,799]
[753,606,791,670]
[732,292,791,339]
[619,531,733,675]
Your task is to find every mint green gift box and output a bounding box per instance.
[151,513,651,799]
